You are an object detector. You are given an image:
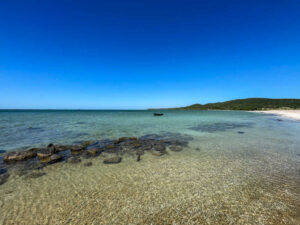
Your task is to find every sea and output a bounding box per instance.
[0,110,299,224]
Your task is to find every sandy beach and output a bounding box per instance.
[255,110,300,122]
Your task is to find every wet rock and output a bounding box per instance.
[114,137,128,144]
[41,154,63,164]
[238,131,245,134]
[153,144,166,153]
[55,144,70,152]
[86,148,100,156]
[37,149,53,159]
[81,141,95,149]
[67,157,82,164]
[48,154,63,164]
[70,145,84,152]
[3,148,38,163]
[103,156,122,164]
[84,162,93,167]
[0,173,10,185]
[169,146,183,152]
[25,171,46,179]
[0,167,7,175]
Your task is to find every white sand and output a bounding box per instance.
[255,110,300,122]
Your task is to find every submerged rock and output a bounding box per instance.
[55,144,70,152]
[25,171,46,179]
[48,154,63,164]
[169,146,183,152]
[84,162,93,167]
[70,145,84,153]
[3,148,38,163]
[86,148,100,156]
[0,173,10,185]
[103,156,122,164]
[0,167,7,175]
[0,150,6,154]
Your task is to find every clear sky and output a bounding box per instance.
[0,0,300,109]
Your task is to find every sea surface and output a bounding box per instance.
[0,110,300,224]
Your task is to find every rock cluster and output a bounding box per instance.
[0,132,191,183]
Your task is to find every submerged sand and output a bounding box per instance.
[1,140,300,225]
[255,110,300,122]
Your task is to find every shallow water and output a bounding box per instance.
[0,110,300,224]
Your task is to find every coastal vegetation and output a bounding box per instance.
[161,98,300,111]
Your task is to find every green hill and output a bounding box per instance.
[167,98,300,111]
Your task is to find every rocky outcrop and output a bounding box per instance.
[3,148,38,163]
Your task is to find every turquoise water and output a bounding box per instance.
[1,110,300,224]
[1,109,300,152]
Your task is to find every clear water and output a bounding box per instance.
[0,110,300,224]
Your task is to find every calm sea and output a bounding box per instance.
[0,110,300,224]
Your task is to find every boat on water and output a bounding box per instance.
[153,113,164,116]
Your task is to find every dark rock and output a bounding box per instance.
[238,131,245,134]
[3,148,38,163]
[47,143,57,153]
[25,171,46,179]
[103,156,122,164]
[41,154,63,164]
[37,148,53,159]
[84,162,93,167]
[169,146,183,152]
[0,167,7,175]
[67,157,82,164]
[81,141,96,149]
[137,154,141,162]
[0,150,6,154]
[70,145,84,152]
[0,173,10,185]
[55,144,70,152]
[86,148,100,156]
[153,144,166,152]
[114,137,129,144]
[48,154,63,164]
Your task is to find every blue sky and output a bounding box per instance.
[0,0,300,109]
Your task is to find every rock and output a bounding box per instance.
[67,157,82,164]
[114,137,128,144]
[0,167,7,175]
[81,141,95,149]
[86,148,99,156]
[48,154,63,164]
[55,144,70,152]
[153,144,166,152]
[41,154,63,164]
[0,173,10,185]
[25,171,46,179]
[137,154,141,162]
[37,148,53,159]
[70,145,84,152]
[103,156,122,164]
[47,143,57,153]
[169,146,183,152]
[238,131,245,134]
[84,162,93,167]
[3,148,38,163]
[0,150,6,154]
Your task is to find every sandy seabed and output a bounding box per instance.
[1,140,300,225]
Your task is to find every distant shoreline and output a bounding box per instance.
[253,110,300,122]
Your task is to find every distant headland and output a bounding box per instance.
[150,98,300,111]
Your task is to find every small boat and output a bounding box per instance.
[153,113,164,116]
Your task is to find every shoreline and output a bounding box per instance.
[253,110,300,122]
